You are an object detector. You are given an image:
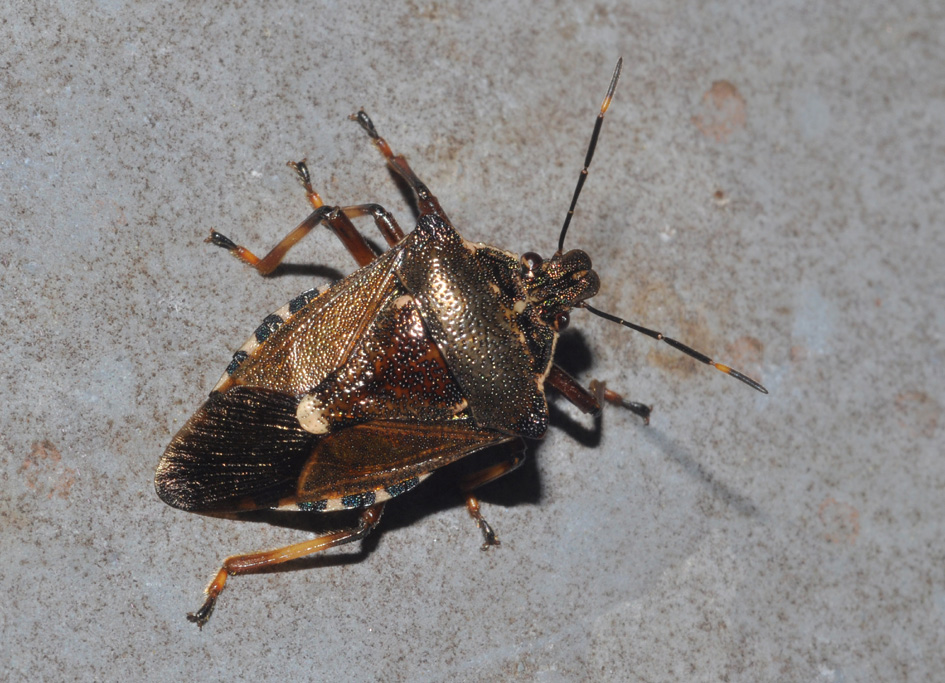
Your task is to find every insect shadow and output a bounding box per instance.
[546,329,604,449]
[552,328,761,518]
[253,261,346,281]
[641,427,762,518]
[227,439,545,573]
[217,331,606,571]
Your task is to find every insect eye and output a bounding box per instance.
[520,252,543,274]
[554,311,570,331]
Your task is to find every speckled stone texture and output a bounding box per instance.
[2,1,942,680]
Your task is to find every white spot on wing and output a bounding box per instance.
[296,394,330,434]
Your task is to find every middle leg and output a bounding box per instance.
[459,439,526,549]
[289,160,406,246]
[207,204,378,272]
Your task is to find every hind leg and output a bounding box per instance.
[188,502,386,627]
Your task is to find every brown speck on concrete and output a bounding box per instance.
[894,391,940,438]
[712,188,730,206]
[692,81,747,142]
[818,497,860,545]
[20,440,77,499]
[634,282,714,379]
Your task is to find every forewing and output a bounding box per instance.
[224,246,403,395]
[297,419,515,501]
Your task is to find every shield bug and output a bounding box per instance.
[155,59,766,627]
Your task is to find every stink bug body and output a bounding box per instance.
[155,59,766,627]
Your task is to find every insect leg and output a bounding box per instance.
[342,203,406,247]
[286,160,324,210]
[350,109,451,223]
[548,364,652,424]
[187,502,386,627]
[459,439,526,550]
[206,204,378,272]
[289,160,405,246]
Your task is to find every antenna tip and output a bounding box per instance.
[600,59,623,114]
[713,363,768,394]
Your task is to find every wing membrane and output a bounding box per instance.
[156,387,315,512]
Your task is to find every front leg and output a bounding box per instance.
[547,364,651,424]
[351,109,451,223]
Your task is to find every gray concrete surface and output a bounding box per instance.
[2,1,943,681]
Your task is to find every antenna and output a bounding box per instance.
[582,303,768,393]
[557,58,622,254]
[557,60,766,395]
